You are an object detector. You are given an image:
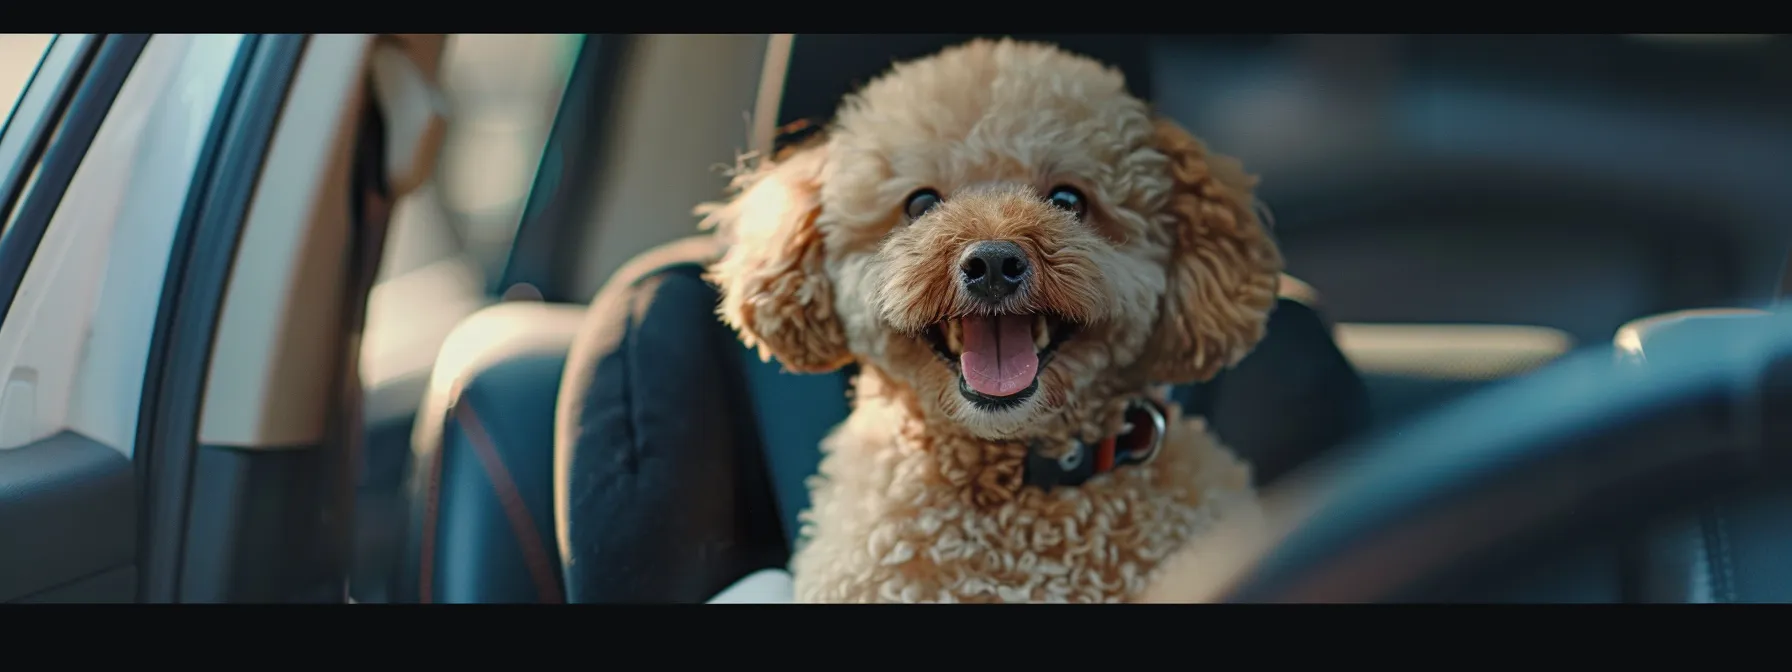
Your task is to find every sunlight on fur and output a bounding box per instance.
[700,38,1283,603]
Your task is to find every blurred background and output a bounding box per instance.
[5,34,1788,602]
[362,34,580,419]
[362,34,1792,601]
[9,34,1788,435]
[18,33,1782,447]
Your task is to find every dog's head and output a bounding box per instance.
[705,39,1282,440]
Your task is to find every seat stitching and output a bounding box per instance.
[618,283,659,472]
[1697,504,1737,603]
[455,402,565,604]
[1706,506,1739,602]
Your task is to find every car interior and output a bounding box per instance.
[354,33,1792,603]
[5,33,1788,603]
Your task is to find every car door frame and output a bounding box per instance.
[133,33,314,603]
[132,32,447,603]
[0,33,157,604]
[0,33,336,604]
[0,31,447,603]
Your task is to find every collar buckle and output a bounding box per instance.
[1023,397,1170,492]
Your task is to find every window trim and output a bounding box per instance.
[0,34,97,230]
[133,33,309,603]
[0,34,145,325]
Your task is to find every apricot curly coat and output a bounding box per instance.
[700,39,1283,603]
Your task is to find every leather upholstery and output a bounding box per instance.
[551,235,1370,602]
[1198,305,1792,603]
[553,237,786,603]
[1615,308,1792,603]
[1178,297,1370,485]
[1443,307,1792,603]
[398,302,586,603]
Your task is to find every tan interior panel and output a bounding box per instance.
[199,35,449,448]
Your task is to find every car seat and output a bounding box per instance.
[397,240,1368,603]
[397,35,1372,603]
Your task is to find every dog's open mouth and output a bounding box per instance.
[921,313,1078,410]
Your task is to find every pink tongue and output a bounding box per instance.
[958,315,1039,398]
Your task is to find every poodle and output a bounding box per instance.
[700,38,1283,603]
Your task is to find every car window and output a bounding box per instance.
[361,34,579,395]
[376,34,581,285]
[0,35,52,130]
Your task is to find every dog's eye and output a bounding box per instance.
[1046,185,1088,219]
[903,189,942,222]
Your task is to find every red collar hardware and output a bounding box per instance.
[1023,397,1169,492]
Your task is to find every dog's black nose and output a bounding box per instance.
[960,240,1030,303]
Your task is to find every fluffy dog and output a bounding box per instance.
[701,38,1283,603]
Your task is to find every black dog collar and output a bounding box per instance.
[1023,397,1169,492]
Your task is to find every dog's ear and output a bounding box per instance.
[701,141,852,373]
[1144,118,1283,384]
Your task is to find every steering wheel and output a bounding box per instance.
[1198,306,1792,602]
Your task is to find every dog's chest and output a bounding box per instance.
[902,478,1218,603]
[792,427,1249,603]
[792,408,1254,609]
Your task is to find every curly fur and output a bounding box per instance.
[701,39,1283,602]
